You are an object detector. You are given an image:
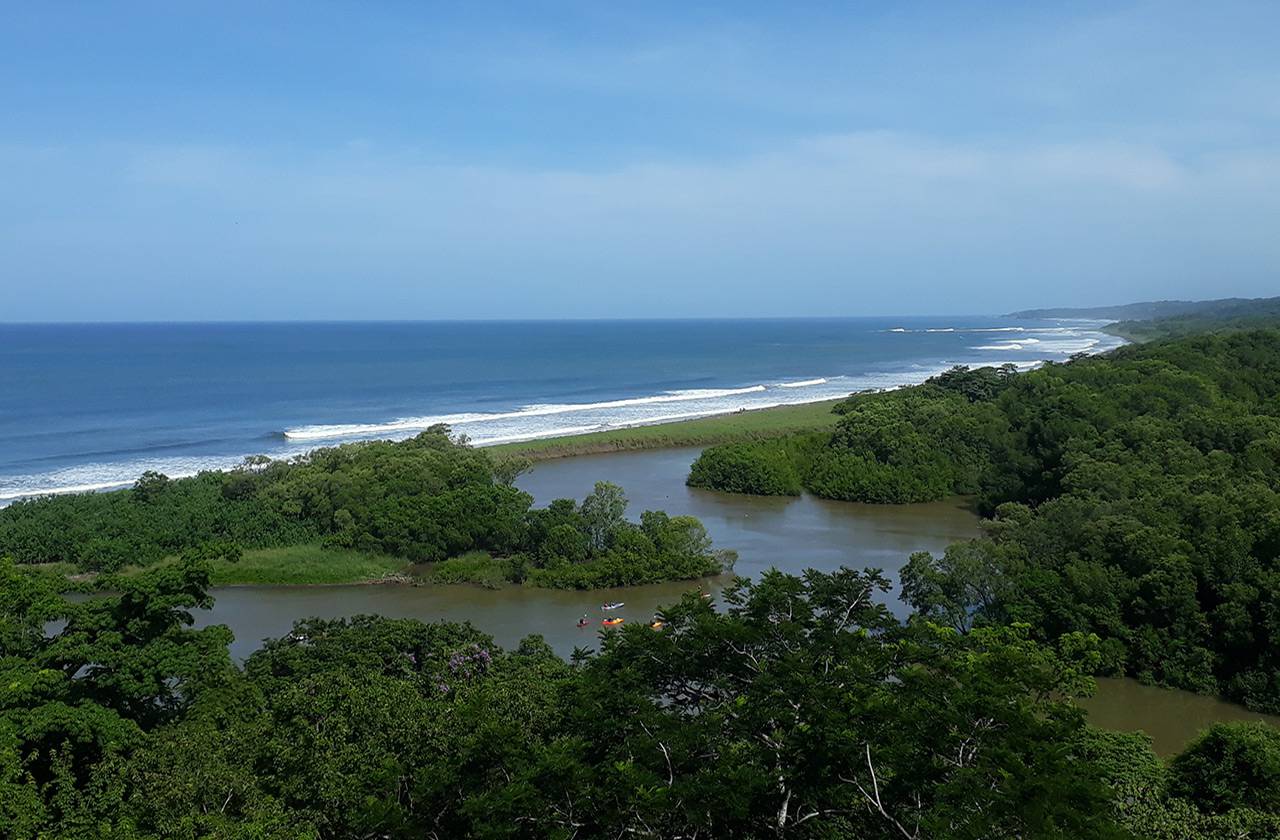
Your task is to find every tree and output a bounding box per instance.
[580,481,627,554]
[131,470,171,504]
[1169,722,1280,814]
[900,540,1011,634]
[556,569,1122,838]
[491,455,532,487]
[687,440,803,495]
[0,558,239,837]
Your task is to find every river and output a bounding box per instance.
[199,447,979,662]
[192,446,1279,755]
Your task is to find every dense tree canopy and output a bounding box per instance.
[0,432,730,589]
[6,557,1276,838]
[690,331,1280,709]
[686,438,809,496]
[7,324,1280,834]
[0,560,1114,836]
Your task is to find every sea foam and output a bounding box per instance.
[0,320,1128,505]
[283,385,770,441]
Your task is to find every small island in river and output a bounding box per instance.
[1,426,734,590]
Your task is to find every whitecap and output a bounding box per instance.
[284,385,771,441]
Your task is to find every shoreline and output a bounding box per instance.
[5,321,1128,504]
[0,397,849,506]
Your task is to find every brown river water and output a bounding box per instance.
[191,446,1280,756]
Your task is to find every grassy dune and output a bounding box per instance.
[487,399,843,461]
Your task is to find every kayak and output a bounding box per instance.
[649,621,665,630]
[576,620,590,628]
[602,617,625,626]
[600,602,625,611]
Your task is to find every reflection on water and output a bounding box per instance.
[187,446,1277,754]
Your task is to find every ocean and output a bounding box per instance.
[0,317,1123,503]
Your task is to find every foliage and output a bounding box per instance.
[1078,725,1280,839]
[190,543,406,586]
[9,316,1280,833]
[488,398,844,460]
[1102,295,1280,341]
[417,485,731,590]
[1168,722,1280,814]
[562,571,1119,838]
[0,431,729,590]
[689,330,1280,708]
[688,367,1018,504]
[0,557,236,837]
[579,481,627,553]
[687,438,805,495]
[10,556,1280,837]
[808,381,1016,503]
[424,551,514,589]
[1,562,1166,838]
[900,540,1015,634]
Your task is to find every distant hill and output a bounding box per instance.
[1007,296,1280,341]
[1006,298,1260,321]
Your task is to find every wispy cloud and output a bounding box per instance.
[2,2,1278,318]
[3,130,1277,319]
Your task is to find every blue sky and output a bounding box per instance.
[2,1,1278,320]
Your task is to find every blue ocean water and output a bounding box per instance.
[0,317,1121,502]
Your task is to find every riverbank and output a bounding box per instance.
[487,398,843,462]
[53,403,863,588]
[45,439,1277,757]
[198,446,980,658]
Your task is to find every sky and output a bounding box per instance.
[2,1,1278,321]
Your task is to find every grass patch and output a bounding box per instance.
[423,551,511,589]
[27,560,82,579]
[114,543,409,586]
[487,399,843,462]
[208,544,408,586]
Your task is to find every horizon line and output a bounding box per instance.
[0,313,1019,326]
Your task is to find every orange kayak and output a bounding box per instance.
[602,617,624,627]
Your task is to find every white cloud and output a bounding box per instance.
[2,130,1278,319]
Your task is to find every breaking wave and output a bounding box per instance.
[0,320,1127,505]
[283,386,771,441]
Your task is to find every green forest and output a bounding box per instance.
[8,319,1280,836]
[7,555,1280,838]
[0,431,729,590]
[689,330,1280,712]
